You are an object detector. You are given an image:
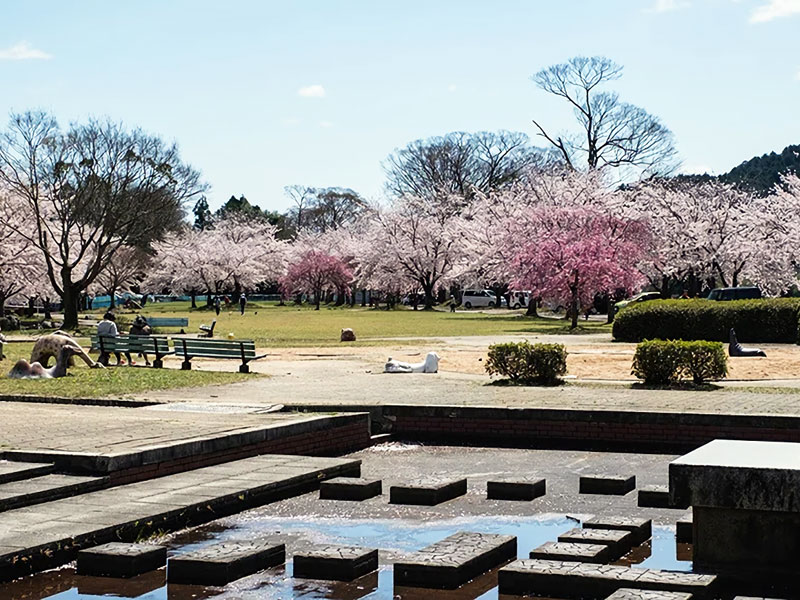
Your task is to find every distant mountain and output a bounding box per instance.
[719,144,800,195]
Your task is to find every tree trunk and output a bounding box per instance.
[526,296,538,317]
[62,283,80,330]
[361,289,367,307]
[315,291,321,310]
[570,271,580,330]
[109,288,116,309]
[423,285,435,310]
[44,297,52,320]
[0,294,5,318]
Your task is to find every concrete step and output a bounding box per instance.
[0,474,106,512]
[0,461,55,484]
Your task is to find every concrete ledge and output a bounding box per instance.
[582,516,652,546]
[293,546,378,581]
[607,589,694,600]
[77,543,166,578]
[676,510,693,543]
[557,528,634,559]
[487,478,546,501]
[168,539,285,585]
[638,485,674,509]
[393,531,516,589]
[389,478,467,506]
[530,541,612,563]
[319,477,381,501]
[580,475,636,495]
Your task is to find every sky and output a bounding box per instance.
[1,0,799,212]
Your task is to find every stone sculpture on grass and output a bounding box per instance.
[728,328,766,358]
[384,352,439,373]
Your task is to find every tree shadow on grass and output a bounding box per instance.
[485,378,566,388]
[630,382,723,392]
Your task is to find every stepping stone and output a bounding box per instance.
[293,545,378,581]
[167,539,285,586]
[394,531,516,589]
[607,589,694,600]
[77,542,167,578]
[530,541,612,564]
[580,474,636,495]
[638,485,671,508]
[0,461,55,484]
[676,510,693,543]
[319,477,382,501]
[583,516,653,545]
[487,478,546,501]
[557,527,634,559]
[498,559,718,598]
[389,478,467,506]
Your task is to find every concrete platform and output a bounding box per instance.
[168,539,285,585]
[638,485,672,509]
[498,559,718,598]
[557,527,634,559]
[607,590,694,600]
[389,478,467,506]
[319,477,382,501]
[530,541,612,563]
[293,545,378,581]
[580,474,636,495]
[582,516,653,545]
[393,531,516,589]
[0,474,106,512]
[77,542,166,578]
[486,477,546,501]
[0,461,54,484]
[0,453,359,582]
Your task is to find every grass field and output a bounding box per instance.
[0,342,254,398]
[74,302,610,346]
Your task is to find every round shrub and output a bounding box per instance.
[485,341,567,385]
[613,298,800,343]
[631,339,728,385]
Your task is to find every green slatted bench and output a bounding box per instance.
[174,338,265,373]
[145,317,189,330]
[90,335,174,368]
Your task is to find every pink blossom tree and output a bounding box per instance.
[280,250,353,310]
[510,207,650,329]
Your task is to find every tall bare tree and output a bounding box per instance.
[285,186,367,235]
[0,111,206,328]
[531,56,678,177]
[383,130,546,207]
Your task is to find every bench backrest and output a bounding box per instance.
[145,317,189,328]
[174,338,257,359]
[91,335,170,354]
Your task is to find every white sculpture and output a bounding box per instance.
[384,352,439,373]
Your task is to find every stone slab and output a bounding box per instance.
[638,485,672,509]
[676,510,693,543]
[580,474,636,495]
[557,527,634,559]
[669,440,800,512]
[498,559,717,599]
[582,516,653,545]
[168,539,285,585]
[77,542,166,578]
[607,589,694,600]
[0,461,55,484]
[293,545,378,581]
[486,478,546,501]
[319,477,382,501]
[393,531,516,589]
[530,541,612,564]
[389,478,467,506]
[0,474,106,512]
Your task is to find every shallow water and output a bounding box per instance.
[11,515,690,600]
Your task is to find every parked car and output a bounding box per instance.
[509,291,531,309]
[612,291,661,317]
[707,287,762,301]
[462,289,500,309]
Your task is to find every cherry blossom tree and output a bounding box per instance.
[280,250,353,310]
[0,192,43,316]
[509,207,650,329]
[94,247,152,308]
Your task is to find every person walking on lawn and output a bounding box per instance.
[239,293,246,315]
[215,295,221,316]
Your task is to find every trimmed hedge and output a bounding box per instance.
[485,341,567,384]
[612,298,800,343]
[632,340,728,385]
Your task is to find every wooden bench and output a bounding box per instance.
[90,335,174,368]
[174,338,265,373]
[144,317,188,330]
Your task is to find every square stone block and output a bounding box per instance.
[293,545,378,581]
[319,477,382,501]
[557,527,634,559]
[676,510,693,543]
[582,516,652,545]
[580,474,636,495]
[487,478,546,501]
[637,485,674,509]
[77,543,167,578]
[389,478,467,506]
[529,541,612,564]
[167,539,285,586]
[394,531,516,589]
[607,589,694,600]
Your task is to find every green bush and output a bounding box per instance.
[631,340,728,385]
[485,341,567,384]
[613,298,800,343]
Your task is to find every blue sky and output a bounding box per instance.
[2,0,798,212]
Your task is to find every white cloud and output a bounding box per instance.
[0,41,52,60]
[319,120,334,128]
[297,84,326,98]
[750,0,800,23]
[646,0,690,13]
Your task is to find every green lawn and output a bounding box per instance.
[0,342,254,398]
[75,302,610,346]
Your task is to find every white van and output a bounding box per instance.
[462,289,499,308]
[509,291,531,309]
